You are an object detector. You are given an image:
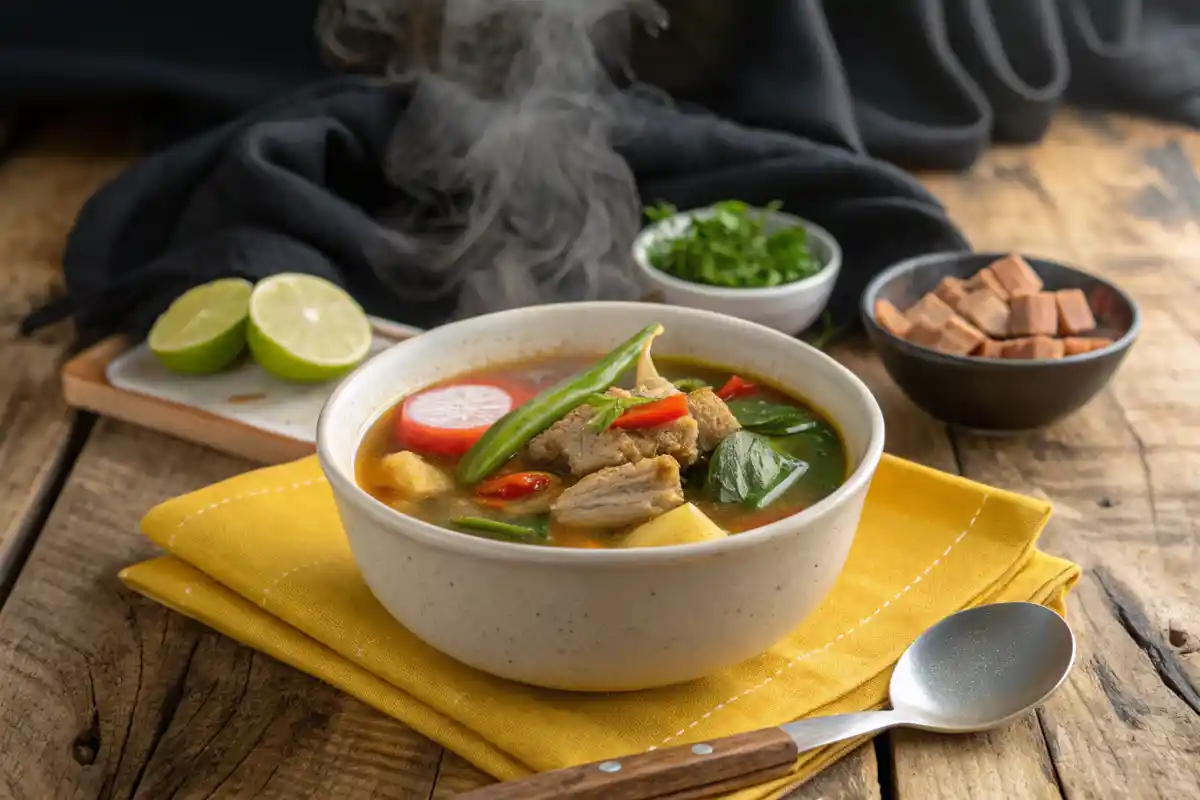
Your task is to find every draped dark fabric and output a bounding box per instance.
[6,0,1197,342]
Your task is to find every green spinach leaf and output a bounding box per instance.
[706,430,809,509]
[726,399,819,436]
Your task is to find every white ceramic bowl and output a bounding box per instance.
[317,302,884,692]
[632,207,842,336]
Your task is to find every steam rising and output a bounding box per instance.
[317,0,668,318]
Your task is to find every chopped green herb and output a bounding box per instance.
[671,377,711,392]
[450,516,550,543]
[705,430,809,509]
[726,399,819,436]
[644,200,823,290]
[583,393,655,433]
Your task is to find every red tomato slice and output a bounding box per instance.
[396,382,520,458]
[716,375,757,401]
[610,394,690,429]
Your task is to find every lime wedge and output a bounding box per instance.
[148,278,253,375]
[246,273,372,383]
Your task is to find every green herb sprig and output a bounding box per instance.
[644,200,822,289]
[584,393,655,433]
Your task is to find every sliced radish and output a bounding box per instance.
[395,382,520,458]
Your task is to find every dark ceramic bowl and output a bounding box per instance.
[860,252,1141,433]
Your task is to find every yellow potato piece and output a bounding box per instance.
[620,503,728,549]
[378,451,454,502]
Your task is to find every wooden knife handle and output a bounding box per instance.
[455,727,798,800]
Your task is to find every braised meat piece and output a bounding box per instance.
[551,456,684,528]
[527,398,699,476]
[686,388,741,452]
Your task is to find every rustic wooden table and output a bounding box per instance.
[0,110,1196,799]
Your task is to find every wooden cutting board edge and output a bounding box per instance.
[60,318,422,465]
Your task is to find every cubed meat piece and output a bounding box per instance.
[874,299,912,338]
[933,276,969,311]
[527,403,699,476]
[377,451,454,502]
[964,267,1011,301]
[686,388,741,452]
[935,317,986,356]
[905,293,957,328]
[551,456,685,528]
[1055,289,1097,335]
[1009,292,1059,336]
[1063,336,1113,355]
[1002,336,1065,360]
[958,288,1011,337]
[987,254,1043,297]
[906,321,943,348]
[977,338,1006,358]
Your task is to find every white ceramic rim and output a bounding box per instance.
[317,302,885,565]
[632,207,843,299]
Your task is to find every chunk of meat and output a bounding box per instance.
[528,402,699,476]
[905,293,957,328]
[1055,289,1097,335]
[551,456,684,528]
[1002,336,1065,360]
[1009,292,1058,337]
[933,276,969,312]
[935,316,986,356]
[957,288,1010,337]
[963,266,1011,301]
[987,253,1043,297]
[874,299,911,338]
[686,388,741,451]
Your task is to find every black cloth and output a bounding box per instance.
[6,0,1197,342]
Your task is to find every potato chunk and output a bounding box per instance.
[620,503,727,549]
[377,451,454,501]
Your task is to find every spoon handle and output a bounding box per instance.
[780,710,906,752]
[455,727,799,800]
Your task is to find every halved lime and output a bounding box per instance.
[148,278,253,375]
[246,273,372,383]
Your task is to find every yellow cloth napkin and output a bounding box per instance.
[120,453,1079,799]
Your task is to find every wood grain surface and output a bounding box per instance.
[0,108,1195,800]
[0,118,134,600]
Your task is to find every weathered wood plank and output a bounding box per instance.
[0,119,135,598]
[0,420,444,798]
[831,343,1065,799]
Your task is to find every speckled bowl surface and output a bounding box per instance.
[861,252,1140,433]
[318,302,884,691]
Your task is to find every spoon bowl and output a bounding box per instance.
[891,601,1077,731]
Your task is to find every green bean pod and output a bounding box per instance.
[456,323,664,484]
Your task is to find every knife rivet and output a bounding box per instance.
[598,761,622,773]
[691,744,714,755]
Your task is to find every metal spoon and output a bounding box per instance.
[459,602,1076,800]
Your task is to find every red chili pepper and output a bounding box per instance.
[475,471,554,500]
[716,375,757,401]
[610,394,690,429]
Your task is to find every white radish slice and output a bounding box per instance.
[404,385,514,430]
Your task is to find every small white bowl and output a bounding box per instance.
[632,207,842,336]
[318,302,883,692]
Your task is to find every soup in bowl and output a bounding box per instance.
[318,302,885,691]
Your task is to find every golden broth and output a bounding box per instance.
[355,356,848,547]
